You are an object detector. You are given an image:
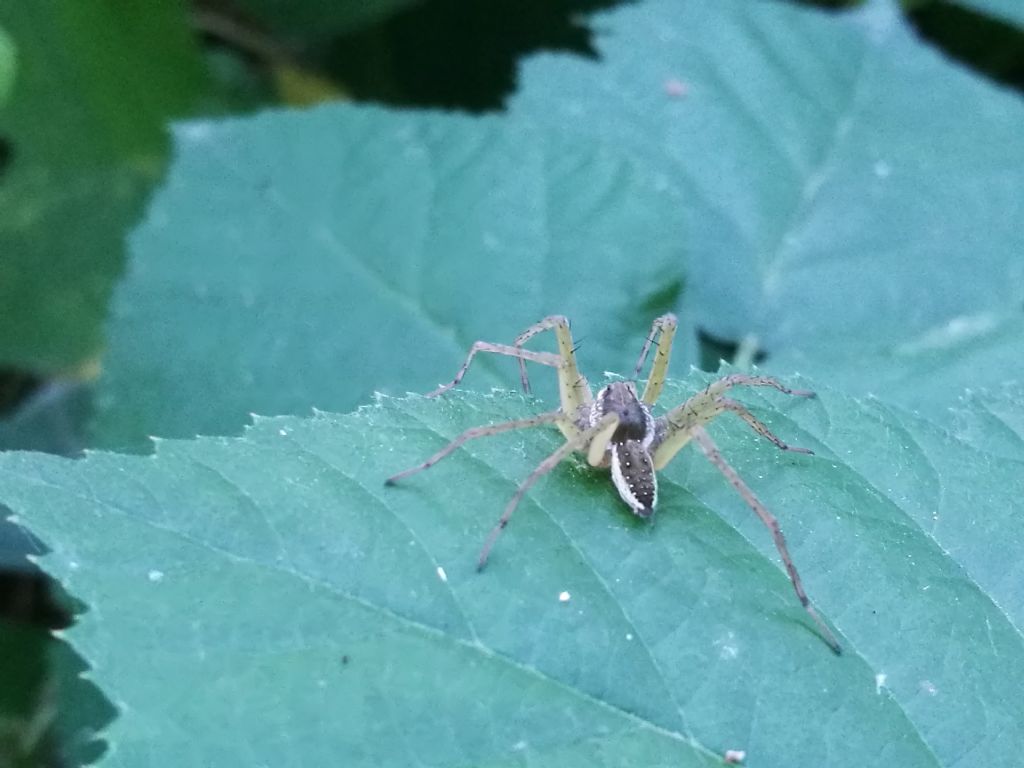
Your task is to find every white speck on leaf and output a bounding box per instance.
[148,570,164,582]
[436,566,448,583]
[920,680,938,696]
[714,631,740,660]
[875,673,887,694]
[724,749,746,764]
[664,78,689,98]
[558,591,571,603]
[626,633,634,641]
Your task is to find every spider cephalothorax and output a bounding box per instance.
[386,314,840,654]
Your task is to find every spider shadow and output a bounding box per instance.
[557,454,659,536]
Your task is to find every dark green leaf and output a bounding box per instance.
[0,26,13,104]
[0,0,209,372]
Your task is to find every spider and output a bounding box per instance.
[386,314,840,654]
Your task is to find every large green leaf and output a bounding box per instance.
[93,105,691,450]
[951,383,1024,459]
[0,0,208,372]
[769,312,1024,416]
[3,374,1023,766]
[512,0,1024,353]
[94,0,1024,452]
[0,26,13,104]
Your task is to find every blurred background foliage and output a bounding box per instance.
[0,0,1021,764]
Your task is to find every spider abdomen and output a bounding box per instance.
[610,440,657,516]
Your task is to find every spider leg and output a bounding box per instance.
[651,391,717,471]
[426,342,561,398]
[692,427,841,655]
[512,315,592,413]
[586,411,620,467]
[384,410,572,485]
[477,412,619,570]
[719,398,813,455]
[652,373,813,470]
[707,373,815,400]
[632,313,678,406]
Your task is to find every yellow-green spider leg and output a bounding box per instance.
[648,374,835,653]
[692,427,840,655]
[476,412,619,570]
[632,313,678,406]
[385,410,574,486]
[651,373,814,471]
[513,315,593,416]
